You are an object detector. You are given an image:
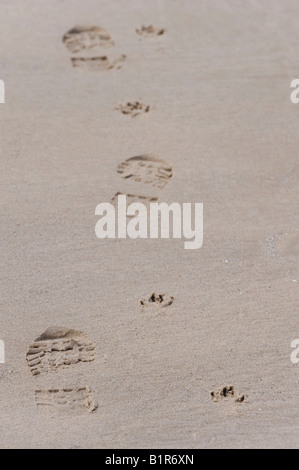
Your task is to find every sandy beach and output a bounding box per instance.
[0,0,298,449]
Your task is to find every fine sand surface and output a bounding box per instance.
[0,0,298,449]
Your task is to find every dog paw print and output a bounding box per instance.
[211,386,246,404]
[140,293,174,308]
[116,101,150,117]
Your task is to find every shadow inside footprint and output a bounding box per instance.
[27,327,95,377]
[62,25,125,71]
[35,386,97,414]
[63,25,113,53]
[71,54,126,71]
[117,154,173,189]
[136,25,165,37]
